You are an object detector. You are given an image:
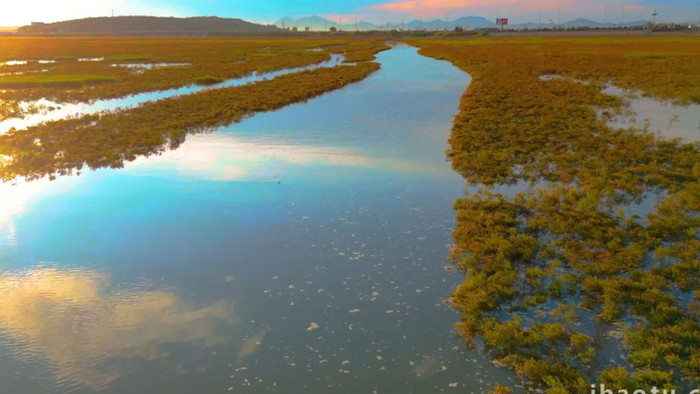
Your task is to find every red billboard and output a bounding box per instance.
[496,18,509,25]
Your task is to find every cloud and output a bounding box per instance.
[237,330,267,363]
[0,0,183,26]
[622,4,646,11]
[367,0,592,16]
[368,0,468,13]
[368,0,520,13]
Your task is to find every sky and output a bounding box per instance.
[2,0,699,27]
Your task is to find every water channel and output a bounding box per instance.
[0,44,518,393]
[0,53,345,134]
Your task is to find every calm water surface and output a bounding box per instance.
[0,44,517,393]
[601,85,700,144]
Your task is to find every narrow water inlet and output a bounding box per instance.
[0,53,346,134]
[539,73,700,144]
[599,85,700,143]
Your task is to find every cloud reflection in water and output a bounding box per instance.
[0,267,233,391]
[0,177,80,247]
[126,133,446,181]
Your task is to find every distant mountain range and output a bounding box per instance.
[407,16,496,30]
[275,15,495,31]
[551,18,649,28]
[274,15,661,31]
[489,17,652,29]
[13,14,678,36]
[17,16,281,35]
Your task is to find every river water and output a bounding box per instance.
[0,44,517,393]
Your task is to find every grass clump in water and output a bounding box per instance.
[406,35,700,394]
[193,75,223,85]
[0,74,117,88]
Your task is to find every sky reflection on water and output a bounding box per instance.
[601,85,700,143]
[0,45,519,393]
[0,267,234,391]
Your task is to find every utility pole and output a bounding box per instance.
[603,5,607,25]
[652,9,657,25]
[355,17,358,31]
[402,14,405,30]
[538,9,541,28]
[558,9,561,25]
[621,4,625,26]
[111,9,114,17]
[381,16,383,31]
[446,13,449,30]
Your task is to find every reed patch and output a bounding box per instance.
[406,35,700,394]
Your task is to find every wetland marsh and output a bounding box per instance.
[0,40,518,393]
[406,36,700,393]
[0,35,699,394]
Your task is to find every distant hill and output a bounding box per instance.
[405,19,445,30]
[453,16,496,28]
[559,18,648,28]
[276,16,376,31]
[622,20,650,27]
[562,18,604,28]
[18,16,281,35]
[404,16,495,30]
[276,16,339,30]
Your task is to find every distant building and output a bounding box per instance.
[304,26,310,32]
[31,22,45,27]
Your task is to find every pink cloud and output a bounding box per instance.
[369,0,481,13]
[368,0,582,15]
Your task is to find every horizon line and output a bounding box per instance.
[6,13,697,29]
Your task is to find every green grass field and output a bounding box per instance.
[0,37,386,121]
